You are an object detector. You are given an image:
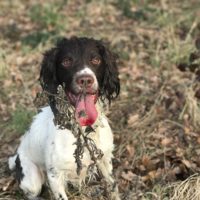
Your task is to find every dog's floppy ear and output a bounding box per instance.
[40,47,59,114]
[40,38,70,93]
[98,42,120,103]
[40,48,59,94]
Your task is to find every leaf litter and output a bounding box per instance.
[1,0,200,199]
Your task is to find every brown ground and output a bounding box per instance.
[0,0,200,199]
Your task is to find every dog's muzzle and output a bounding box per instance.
[65,68,99,126]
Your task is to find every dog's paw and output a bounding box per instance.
[28,197,46,200]
[111,191,121,200]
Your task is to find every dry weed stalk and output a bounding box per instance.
[170,174,200,200]
[34,85,104,176]
[181,83,200,130]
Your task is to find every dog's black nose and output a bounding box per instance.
[76,75,94,88]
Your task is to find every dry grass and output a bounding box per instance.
[170,174,200,200]
[1,0,200,199]
[182,83,200,129]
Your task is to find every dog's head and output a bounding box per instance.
[40,37,120,126]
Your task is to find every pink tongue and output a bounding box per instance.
[75,94,98,126]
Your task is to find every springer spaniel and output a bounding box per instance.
[8,37,120,200]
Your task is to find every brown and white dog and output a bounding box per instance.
[8,37,120,200]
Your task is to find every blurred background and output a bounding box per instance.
[0,0,200,199]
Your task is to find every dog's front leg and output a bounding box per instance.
[98,157,120,200]
[47,168,68,200]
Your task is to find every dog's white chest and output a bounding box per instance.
[46,116,113,185]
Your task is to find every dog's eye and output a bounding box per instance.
[90,57,101,65]
[62,58,72,67]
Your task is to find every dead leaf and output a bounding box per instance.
[126,144,135,157]
[161,138,172,146]
[148,170,157,179]
[121,171,135,182]
[182,159,192,168]
[3,79,13,87]
[128,114,139,125]
[142,155,150,167]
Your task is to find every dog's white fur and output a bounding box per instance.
[9,105,117,200]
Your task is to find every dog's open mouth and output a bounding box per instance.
[66,92,98,126]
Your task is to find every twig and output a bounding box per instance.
[34,85,104,177]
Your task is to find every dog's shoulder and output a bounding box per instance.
[28,106,54,134]
[17,106,55,155]
[34,106,54,123]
